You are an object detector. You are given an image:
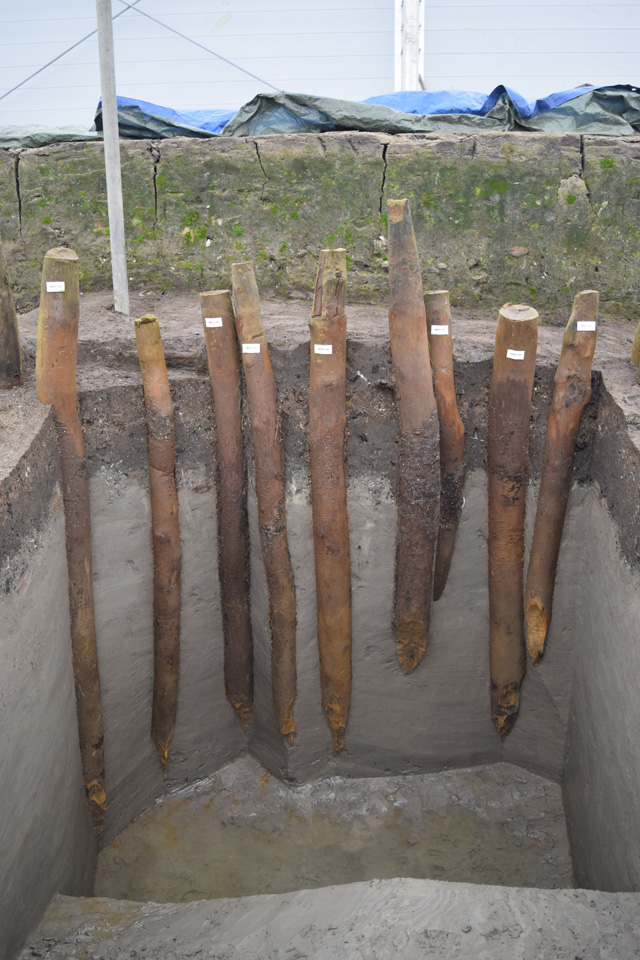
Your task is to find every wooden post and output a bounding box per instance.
[425,290,465,601]
[0,237,21,388]
[231,263,297,739]
[309,249,352,753]
[488,303,538,738]
[387,198,440,673]
[525,291,598,663]
[96,0,129,315]
[200,290,253,731]
[631,320,640,367]
[134,315,181,775]
[36,247,105,829]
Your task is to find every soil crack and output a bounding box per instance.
[253,140,271,200]
[13,153,22,239]
[148,144,161,225]
[379,142,388,215]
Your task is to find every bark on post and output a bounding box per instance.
[231,263,297,739]
[309,249,352,753]
[525,291,598,663]
[488,303,538,738]
[200,290,253,731]
[35,247,105,829]
[134,315,181,776]
[425,290,465,601]
[0,237,22,388]
[387,199,440,673]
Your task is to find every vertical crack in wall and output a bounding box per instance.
[13,153,22,240]
[579,136,591,203]
[378,142,389,215]
[148,144,161,226]
[253,140,271,201]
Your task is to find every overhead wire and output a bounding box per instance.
[0,0,143,103]
[116,0,278,91]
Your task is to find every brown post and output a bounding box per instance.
[488,303,538,738]
[0,236,22,388]
[425,290,466,601]
[525,291,598,663]
[631,320,640,367]
[231,263,297,739]
[387,199,440,673]
[200,291,253,731]
[134,315,181,776]
[35,247,105,829]
[309,249,352,753]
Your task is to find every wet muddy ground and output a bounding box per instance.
[95,756,573,903]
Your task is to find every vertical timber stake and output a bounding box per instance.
[36,247,105,829]
[525,291,598,663]
[488,303,538,738]
[134,315,181,775]
[425,290,465,600]
[387,199,440,672]
[0,236,22,387]
[309,249,352,753]
[232,263,297,739]
[200,291,253,731]
[631,320,640,368]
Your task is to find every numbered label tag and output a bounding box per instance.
[577,320,597,332]
[430,325,449,336]
[506,349,525,360]
[242,343,260,354]
[46,281,65,293]
[205,317,223,328]
[314,344,333,355]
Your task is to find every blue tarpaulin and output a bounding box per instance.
[7,84,640,148]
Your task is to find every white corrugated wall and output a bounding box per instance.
[0,0,636,127]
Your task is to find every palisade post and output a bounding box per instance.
[232,262,297,739]
[309,249,352,753]
[387,198,440,673]
[488,303,538,738]
[525,291,598,663]
[425,290,465,601]
[35,247,105,828]
[200,290,253,731]
[134,314,181,775]
[0,236,22,388]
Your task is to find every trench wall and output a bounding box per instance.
[1,133,640,318]
[1,341,640,956]
[0,415,96,960]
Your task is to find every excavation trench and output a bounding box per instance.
[2,294,640,958]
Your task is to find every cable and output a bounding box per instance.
[116,0,278,91]
[0,0,143,103]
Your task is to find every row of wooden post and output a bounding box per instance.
[33,197,598,830]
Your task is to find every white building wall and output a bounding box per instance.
[0,0,637,128]
[0,0,395,128]
[423,1,640,99]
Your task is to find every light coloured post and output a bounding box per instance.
[395,0,423,91]
[96,0,129,315]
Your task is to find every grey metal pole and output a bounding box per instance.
[96,0,129,315]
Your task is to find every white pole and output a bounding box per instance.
[395,0,424,92]
[96,0,129,315]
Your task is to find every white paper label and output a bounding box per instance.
[314,344,333,355]
[577,320,597,332]
[506,349,525,360]
[205,317,223,328]
[430,325,449,336]
[242,343,260,354]
[46,281,65,293]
